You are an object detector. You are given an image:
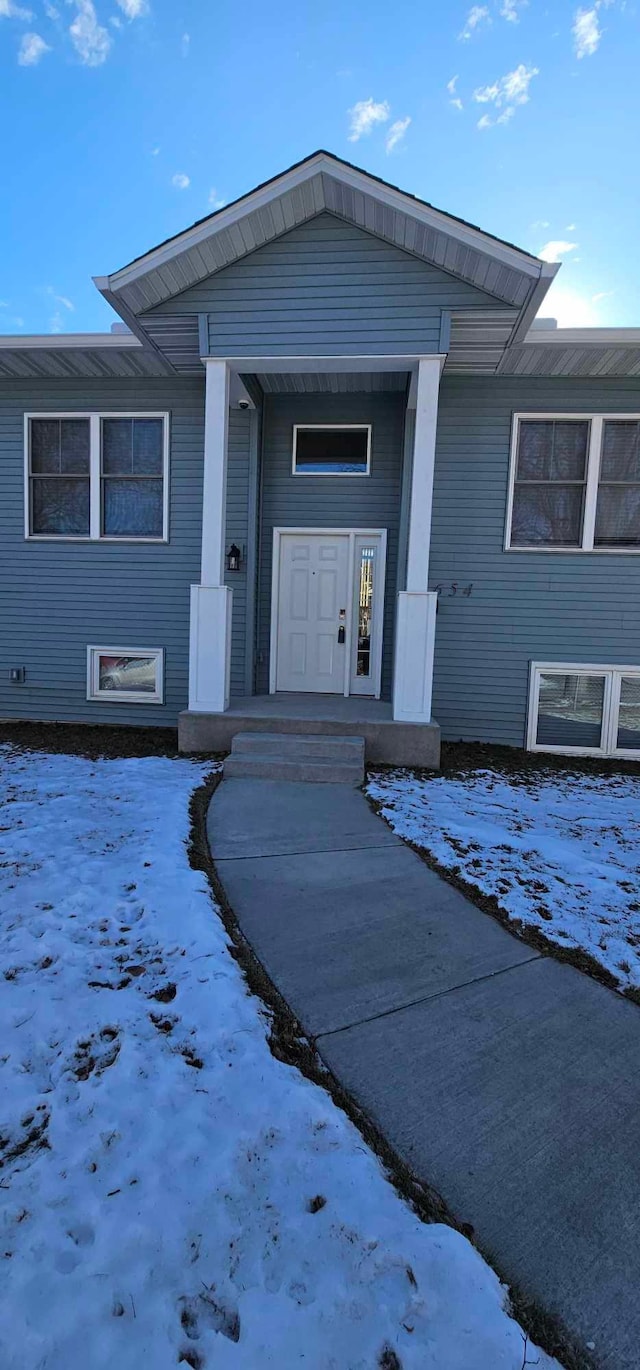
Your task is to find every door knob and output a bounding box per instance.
[338,625,345,644]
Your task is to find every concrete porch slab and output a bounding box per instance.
[318,956,640,1370]
[179,693,440,766]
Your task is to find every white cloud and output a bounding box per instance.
[68,0,111,65]
[181,31,189,55]
[150,145,160,156]
[347,97,390,141]
[171,172,190,190]
[46,287,74,311]
[18,30,50,63]
[573,6,601,57]
[208,187,226,209]
[43,0,59,15]
[530,219,550,230]
[447,74,464,109]
[49,311,65,334]
[539,239,579,262]
[592,289,614,303]
[385,116,411,153]
[459,5,490,39]
[474,61,539,127]
[500,0,526,20]
[116,0,147,15]
[566,222,577,230]
[0,0,33,17]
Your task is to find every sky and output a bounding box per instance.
[0,0,639,336]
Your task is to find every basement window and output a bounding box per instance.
[292,425,371,475]
[87,646,164,703]
[527,663,640,757]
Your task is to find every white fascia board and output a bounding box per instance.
[507,262,560,349]
[102,152,544,292]
[207,353,445,375]
[0,332,142,350]
[522,326,640,346]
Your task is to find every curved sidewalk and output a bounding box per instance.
[207,776,640,1370]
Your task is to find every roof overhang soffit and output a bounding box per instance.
[94,154,554,323]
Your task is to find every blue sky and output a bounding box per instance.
[1,0,638,335]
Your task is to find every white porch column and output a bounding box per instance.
[188,359,233,713]
[393,356,442,724]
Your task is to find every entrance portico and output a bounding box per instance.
[186,352,443,753]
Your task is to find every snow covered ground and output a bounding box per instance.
[368,765,640,994]
[0,746,559,1370]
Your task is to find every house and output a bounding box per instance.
[1,150,639,764]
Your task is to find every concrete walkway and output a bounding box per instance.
[207,778,640,1370]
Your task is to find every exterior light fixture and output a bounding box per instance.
[227,543,242,573]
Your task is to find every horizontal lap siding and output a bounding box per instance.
[431,376,640,746]
[257,392,405,698]
[0,378,252,726]
[142,213,498,358]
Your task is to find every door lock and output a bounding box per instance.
[338,608,346,644]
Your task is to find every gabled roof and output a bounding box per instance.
[94,150,556,321]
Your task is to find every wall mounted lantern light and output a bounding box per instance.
[227,543,242,573]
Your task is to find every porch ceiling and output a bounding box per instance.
[254,370,409,394]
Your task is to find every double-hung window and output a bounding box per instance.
[507,415,640,551]
[26,413,169,541]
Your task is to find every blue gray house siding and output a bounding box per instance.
[255,391,406,699]
[0,377,252,726]
[141,212,501,357]
[430,376,640,747]
[3,367,640,745]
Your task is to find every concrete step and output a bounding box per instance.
[223,755,364,785]
[231,731,365,763]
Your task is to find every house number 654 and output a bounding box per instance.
[434,582,473,597]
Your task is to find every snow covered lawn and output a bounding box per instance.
[0,746,558,1370]
[368,765,640,995]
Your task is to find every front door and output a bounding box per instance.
[276,534,350,693]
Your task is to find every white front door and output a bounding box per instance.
[276,534,350,693]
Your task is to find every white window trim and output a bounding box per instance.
[87,645,165,704]
[505,413,640,554]
[291,424,372,477]
[527,661,640,758]
[24,412,170,542]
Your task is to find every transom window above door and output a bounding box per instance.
[25,412,169,541]
[292,425,371,476]
[506,414,640,551]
